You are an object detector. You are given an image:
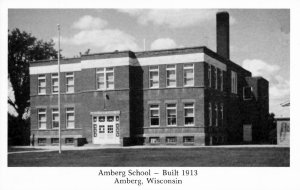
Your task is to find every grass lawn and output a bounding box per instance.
[8,147,289,167]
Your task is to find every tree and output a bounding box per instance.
[8,28,58,120]
[8,28,58,145]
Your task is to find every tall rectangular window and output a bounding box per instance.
[231,71,237,94]
[38,108,46,129]
[66,72,74,93]
[209,102,212,126]
[184,103,194,126]
[166,65,176,87]
[166,104,177,126]
[215,68,218,90]
[150,104,159,126]
[183,64,194,86]
[208,65,211,88]
[97,67,114,90]
[220,71,223,91]
[220,103,224,126]
[51,73,58,94]
[38,75,46,95]
[149,66,159,88]
[66,107,75,129]
[215,103,218,127]
[52,108,59,129]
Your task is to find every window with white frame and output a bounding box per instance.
[166,65,176,87]
[166,103,177,126]
[208,65,211,87]
[183,64,194,86]
[38,108,46,129]
[38,75,46,95]
[66,107,75,129]
[215,103,218,126]
[209,102,212,126]
[66,72,74,93]
[220,71,223,91]
[150,104,159,126]
[184,103,194,126]
[52,108,59,129]
[51,73,58,94]
[96,67,114,90]
[231,71,238,94]
[149,66,159,88]
[215,68,218,90]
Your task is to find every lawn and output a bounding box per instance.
[8,147,289,167]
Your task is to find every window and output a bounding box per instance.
[166,137,177,144]
[38,138,46,145]
[51,73,58,94]
[209,102,212,126]
[220,71,223,91]
[166,65,176,87]
[183,64,194,86]
[38,108,46,129]
[149,137,160,144]
[215,68,218,90]
[99,125,105,133]
[107,125,113,133]
[243,86,252,100]
[51,138,59,144]
[150,104,159,126]
[208,64,211,87]
[215,103,218,127]
[231,71,237,94]
[65,138,74,144]
[166,104,177,126]
[52,108,59,129]
[97,67,114,90]
[183,136,194,143]
[220,103,224,126]
[184,103,194,126]
[38,75,46,95]
[66,107,75,129]
[149,66,159,88]
[66,72,74,93]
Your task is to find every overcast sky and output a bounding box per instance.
[8,9,290,117]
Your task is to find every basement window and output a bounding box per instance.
[51,138,59,144]
[38,138,46,145]
[183,136,194,144]
[149,137,160,144]
[65,138,74,144]
[166,137,177,144]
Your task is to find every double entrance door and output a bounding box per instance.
[92,114,120,144]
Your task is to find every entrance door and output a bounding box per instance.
[92,115,120,144]
[243,124,252,142]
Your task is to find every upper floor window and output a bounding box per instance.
[183,64,194,86]
[38,108,46,129]
[150,104,159,126]
[220,103,224,124]
[38,75,46,95]
[231,71,238,94]
[51,73,58,94]
[220,71,223,91]
[215,103,218,127]
[97,67,114,90]
[208,65,211,88]
[209,102,212,126]
[66,107,75,129]
[243,86,252,100]
[215,68,218,90]
[149,66,159,88]
[184,103,194,126]
[166,103,177,126]
[52,108,59,129]
[166,65,176,87]
[66,72,74,93]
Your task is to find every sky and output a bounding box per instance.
[8,9,290,117]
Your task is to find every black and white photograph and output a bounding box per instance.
[0,0,299,189]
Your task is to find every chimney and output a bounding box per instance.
[216,11,230,60]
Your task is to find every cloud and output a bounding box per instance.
[72,15,108,30]
[118,9,221,28]
[150,38,177,50]
[242,59,289,101]
[54,15,139,53]
[242,59,280,81]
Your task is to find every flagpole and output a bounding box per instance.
[57,24,62,154]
